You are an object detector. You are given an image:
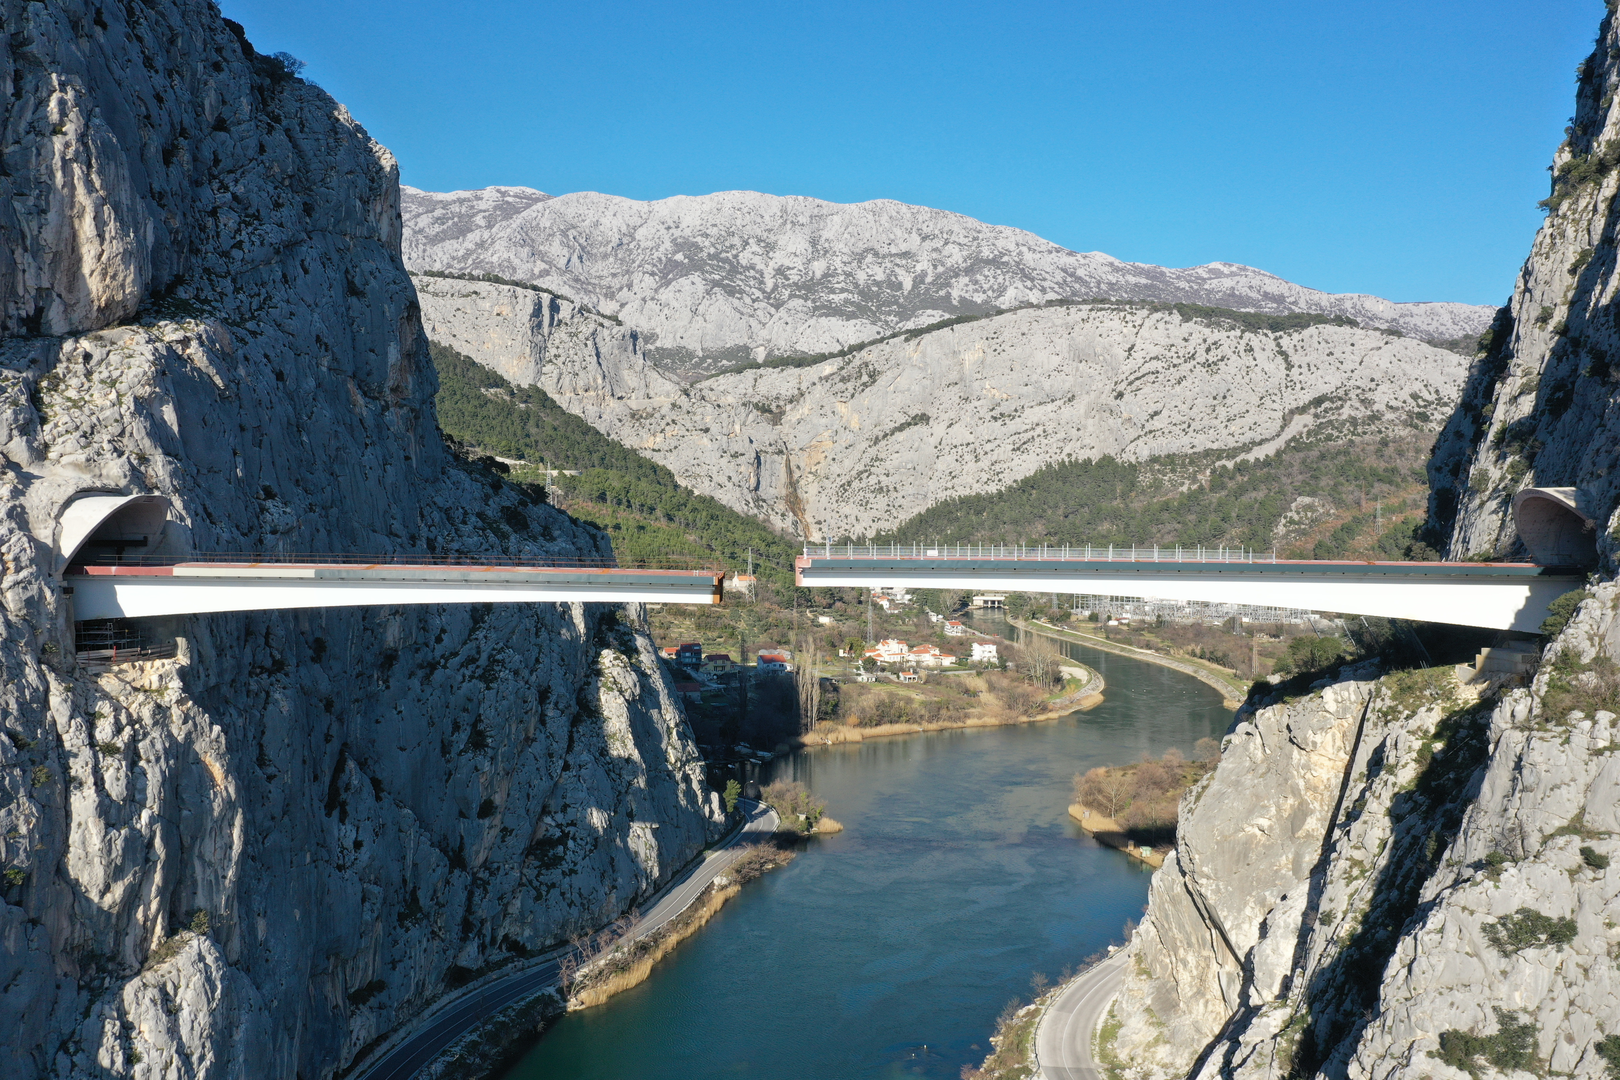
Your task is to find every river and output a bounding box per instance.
[504,623,1230,1080]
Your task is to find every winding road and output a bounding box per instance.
[1035,950,1128,1080]
[353,799,780,1080]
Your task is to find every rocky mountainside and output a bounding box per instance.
[417,274,1469,540]
[1100,8,1620,1078]
[400,185,1496,372]
[0,5,720,1079]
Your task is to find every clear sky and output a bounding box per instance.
[219,0,1600,306]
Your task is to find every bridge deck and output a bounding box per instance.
[66,559,725,619]
[794,548,1583,632]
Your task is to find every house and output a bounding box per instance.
[971,642,999,663]
[673,681,704,702]
[674,642,704,665]
[863,639,910,663]
[944,621,967,637]
[660,645,680,660]
[757,653,791,673]
[702,653,735,675]
[897,670,921,683]
[906,644,957,668]
[855,671,877,683]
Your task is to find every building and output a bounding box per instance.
[757,653,791,673]
[702,653,736,675]
[674,642,704,665]
[971,642,999,663]
[944,620,967,636]
[898,670,921,683]
[971,595,1006,609]
[906,644,957,668]
[673,681,704,702]
[864,639,910,663]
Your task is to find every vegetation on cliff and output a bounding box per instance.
[876,431,1438,559]
[430,341,798,583]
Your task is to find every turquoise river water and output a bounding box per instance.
[505,628,1230,1080]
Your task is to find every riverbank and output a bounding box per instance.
[1014,617,1247,708]
[1067,803,1167,869]
[355,802,781,1080]
[791,662,1104,747]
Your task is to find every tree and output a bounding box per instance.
[1075,767,1134,818]
[723,780,741,815]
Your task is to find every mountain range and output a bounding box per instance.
[400,186,1496,375]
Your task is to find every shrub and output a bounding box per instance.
[1432,1008,1538,1077]
[1583,845,1611,869]
[3,867,24,886]
[1541,589,1590,637]
[1483,907,1577,954]
[761,780,825,834]
[1541,651,1620,722]
[1595,1034,1620,1078]
[29,766,50,787]
[187,909,210,935]
[722,780,741,815]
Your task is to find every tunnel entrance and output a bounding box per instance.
[1512,487,1599,568]
[56,493,170,572]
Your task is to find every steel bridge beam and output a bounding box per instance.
[795,556,1583,632]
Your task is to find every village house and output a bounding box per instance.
[906,644,957,668]
[971,642,999,663]
[897,670,921,683]
[944,620,967,637]
[673,680,704,702]
[673,642,704,666]
[701,653,736,675]
[756,652,791,673]
[863,639,911,663]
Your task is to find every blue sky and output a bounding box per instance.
[220,0,1599,306]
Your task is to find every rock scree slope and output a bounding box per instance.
[400,185,1496,372]
[0,4,722,1078]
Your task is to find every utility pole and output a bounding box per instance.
[1375,499,1381,534]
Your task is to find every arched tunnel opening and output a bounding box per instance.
[56,493,171,571]
[1511,487,1599,568]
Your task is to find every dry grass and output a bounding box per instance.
[566,842,796,1010]
[567,883,739,1009]
[814,816,844,834]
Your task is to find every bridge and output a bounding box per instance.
[796,543,1583,633]
[57,493,724,621]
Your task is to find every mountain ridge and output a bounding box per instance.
[401,184,1495,374]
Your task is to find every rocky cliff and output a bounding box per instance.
[417,276,1468,540]
[400,185,1496,372]
[1099,9,1620,1078]
[1105,619,1620,1080]
[0,4,721,1078]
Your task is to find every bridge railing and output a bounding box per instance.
[802,542,1276,563]
[72,551,727,572]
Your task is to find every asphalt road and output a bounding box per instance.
[354,800,779,1080]
[1034,950,1128,1080]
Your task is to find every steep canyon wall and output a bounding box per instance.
[1104,8,1620,1078]
[0,4,721,1077]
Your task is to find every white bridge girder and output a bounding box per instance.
[68,564,725,619]
[795,556,1584,633]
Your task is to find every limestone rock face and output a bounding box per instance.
[1430,9,1620,566]
[415,278,1468,539]
[0,5,721,1079]
[1106,586,1620,1080]
[400,186,1495,372]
